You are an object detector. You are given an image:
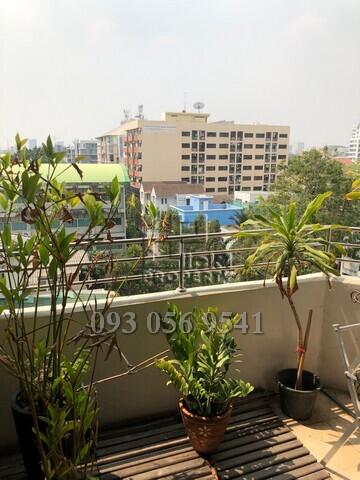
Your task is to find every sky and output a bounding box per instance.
[0,0,359,149]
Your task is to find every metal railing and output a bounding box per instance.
[1,226,359,295]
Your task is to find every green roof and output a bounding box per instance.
[39,163,130,184]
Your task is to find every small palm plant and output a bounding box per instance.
[156,303,253,416]
[235,192,342,390]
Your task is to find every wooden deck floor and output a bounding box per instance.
[0,394,332,480]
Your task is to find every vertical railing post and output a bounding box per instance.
[177,238,186,292]
[326,226,332,253]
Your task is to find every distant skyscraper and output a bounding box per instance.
[295,142,305,154]
[73,139,98,163]
[347,123,360,160]
[28,138,37,149]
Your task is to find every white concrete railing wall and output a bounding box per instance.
[0,273,359,451]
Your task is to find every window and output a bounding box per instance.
[207,143,216,148]
[266,132,271,140]
[256,133,265,138]
[199,153,205,163]
[181,177,190,182]
[242,187,251,191]
[279,133,288,138]
[244,144,253,149]
[192,142,198,151]
[192,153,197,162]
[199,142,205,152]
[182,131,190,137]
[218,165,228,171]
[206,188,215,193]
[206,154,216,160]
[191,176,197,184]
[254,176,263,181]
[237,131,243,140]
[230,154,235,161]
[255,155,263,160]
[254,186,262,191]
[219,144,228,149]
[219,132,229,137]
[243,165,252,170]
[219,154,228,160]
[191,165,197,174]
[192,130,198,140]
[243,155,252,160]
[160,198,168,205]
[218,187,227,192]
[206,177,215,182]
[181,166,190,171]
[256,144,264,149]
[228,186,234,193]
[207,131,216,137]
[206,166,216,171]
[244,133,254,138]
[182,143,190,148]
[278,154,287,160]
[182,154,190,160]
[279,144,287,149]
[218,177,227,182]
[242,176,251,181]
[254,165,263,170]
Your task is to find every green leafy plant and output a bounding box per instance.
[346,178,360,201]
[235,192,344,390]
[156,303,253,416]
[0,135,164,479]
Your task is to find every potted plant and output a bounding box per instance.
[156,303,253,454]
[236,192,343,420]
[0,135,164,479]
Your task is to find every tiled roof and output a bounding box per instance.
[141,181,205,196]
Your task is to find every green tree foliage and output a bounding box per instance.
[268,149,360,226]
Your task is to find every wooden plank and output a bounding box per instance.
[215,424,290,455]
[98,421,185,449]
[101,449,200,477]
[218,452,316,480]
[119,457,207,480]
[144,467,215,480]
[298,472,331,480]
[97,428,187,457]
[212,432,298,463]
[98,444,193,471]
[268,462,326,479]
[99,413,180,441]
[216,440,304,471]
[98,436,190,465]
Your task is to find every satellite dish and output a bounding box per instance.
[193,101,205,113]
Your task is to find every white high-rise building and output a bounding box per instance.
[347,123,360,161]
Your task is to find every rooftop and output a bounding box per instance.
[40,163,130,184]
[140,181,205,196]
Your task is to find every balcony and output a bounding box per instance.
[0,230,359,479]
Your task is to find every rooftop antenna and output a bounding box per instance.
[122,109,130,123]
[135,104,144,119]
[193,101,205,113]
[183,92,187,112]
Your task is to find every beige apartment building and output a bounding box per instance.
[97,111,290,196]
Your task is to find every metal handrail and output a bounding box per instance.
[0,226,359,294]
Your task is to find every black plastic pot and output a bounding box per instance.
[11,394,44,480]
[277,369,320,420]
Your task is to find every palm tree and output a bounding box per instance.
[235,192,343,390]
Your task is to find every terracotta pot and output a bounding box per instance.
[179,399,232,454]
